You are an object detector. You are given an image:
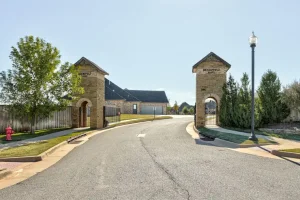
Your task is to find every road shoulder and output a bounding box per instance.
[185,122,300,162]
[0,121,154,190]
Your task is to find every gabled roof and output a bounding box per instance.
[75,57,109,75]
[105,78,140,101]
[192,52,231,72]
[205,100,216,109]
[178,102,193,112]
[105,85,125,101]
[104,79,169,103]
[125,90,169,103]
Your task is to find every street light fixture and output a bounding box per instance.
[248,32,258,141]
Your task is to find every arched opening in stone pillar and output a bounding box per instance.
[72,98,92,127]
[201,93,220,126]
[78,101,91,127]
[205,98,217,125]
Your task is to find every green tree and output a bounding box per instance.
[166,106,172,114]
[188,107,194,115]
[173,101,179,114]
[219,83,230,126]
[220,73,262,128]
[257,70,289,124]
[282,80,300,113]
[182,106,189,115]
[0,36,83,133]
[224,75,239,127]
[236,73,251,128]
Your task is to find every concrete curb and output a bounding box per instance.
[193,125,199,134]
[0,118,171,163]
[271,150,300,159]
[214,138,239,148]
[194,126,275,148]
[67,133,87,143]
[0,119,172,181]
[192,125,238,148]
[0,169,12,180]
[0,141,68,162]
[0,156,42,162]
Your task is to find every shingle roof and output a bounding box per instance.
[179,102,193,112]
[75,57,109,75]
[192,52,231,72]
[125,90,169,103]
[105,79,140,101]
[105,85,125,100]
[105,79,169,103]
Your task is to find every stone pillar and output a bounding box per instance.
[72,106,79,128]
[192,52,230,128]
[73,57,108,129]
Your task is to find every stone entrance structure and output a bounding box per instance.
[72,57,109,129]
[192,52,230,127]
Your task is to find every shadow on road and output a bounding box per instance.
[194,136,300,167]
[257,146,300,167]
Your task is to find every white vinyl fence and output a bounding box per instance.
[0,105,72,133]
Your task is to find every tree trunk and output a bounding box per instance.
[30,114,36,134]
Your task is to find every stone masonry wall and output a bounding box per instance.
[105,100,125,113]
[195,61,228,127]
[72,64,105,129]
[123,101,141,114]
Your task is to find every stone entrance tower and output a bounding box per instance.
[192,52,230,127]
[72,57,109,129]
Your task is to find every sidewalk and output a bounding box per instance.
[109,118,139,125]
[206,125,271,139]
[0,127,90,150]
[0,127,90,172]
[205,125,300,149]
[0,119,149,150]
[184,123,300,162]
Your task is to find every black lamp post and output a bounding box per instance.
[249,32,258,141]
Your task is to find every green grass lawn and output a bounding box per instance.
[260,131,300,141]
[198,127,275,145]
[109,116,173,128]
[120,114,159,121]
[0,127,71,144]
[280,148,300,154]
[0,116,173,158]
[222,126,300,141]
[0,130,89,158]
[105,114,159,123]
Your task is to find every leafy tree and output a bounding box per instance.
[282,80,300,113]
[257,70,289,124]
[173,101,179,114]
[220,73,262,128]
[236,73,251,128]
[0,36,83,133]
[252,97,263,128]
[239,73,251,105]
[219,83,230,126]
[182,106,189,115]
[167,106,172,112]
[188,107,194,115]
[224,75,239,127]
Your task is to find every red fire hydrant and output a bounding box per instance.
[5,126,14,141]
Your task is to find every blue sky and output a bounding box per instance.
[1,0,299,105]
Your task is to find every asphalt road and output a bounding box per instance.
[1,117,300,200]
